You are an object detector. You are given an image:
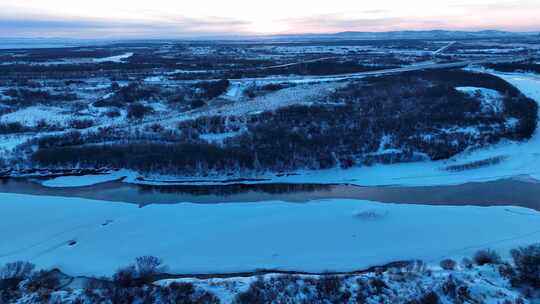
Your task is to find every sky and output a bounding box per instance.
[0,0,539,38]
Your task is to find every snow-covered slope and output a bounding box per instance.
[1,193,540,277]
[456,86,504,113]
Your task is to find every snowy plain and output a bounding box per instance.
[1,193,540,277]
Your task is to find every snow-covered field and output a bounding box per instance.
[1,193,540,277]
[0,106,75,126]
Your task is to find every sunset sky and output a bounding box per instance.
[1,0,539,38]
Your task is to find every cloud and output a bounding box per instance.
[0,15,251,38]
[282,15,451,33]
[450,0,539,11]
[0,2,539,39]
[360,9,389,15]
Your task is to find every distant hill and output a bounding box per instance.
[267,30,537,41]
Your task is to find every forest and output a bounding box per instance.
[29,70,538,175]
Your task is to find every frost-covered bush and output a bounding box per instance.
[473,249,501,266]
[234,275,353,304]
[113,265,139,288]
[0,261,35,280]
[315,276,352,303]
[112,256,167,287]
[19,269,61,303]
[193,79,229,100]
[441,275,470,303]
[135,256,166,282]
[511,243,540,287]
[440,259,457,271]
[164,282,220,304]
[80,281,220,304]
[0,261,36,302]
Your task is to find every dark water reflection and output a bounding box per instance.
[1,177,540,210]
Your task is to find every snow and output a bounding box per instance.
[456,48,525,54]
[203,81,341,117]
[257,45,375,55]
[0,106,74,126]
[0,134,32,152]
[157,265,525,304]
[41,170,134,188]
[224,83,245,99]
[200,132,241,144]
[92,52,133,63]
[144,76,168,83]
[158,276,255,303]
[456,86,504,113]
[1,193,540,277]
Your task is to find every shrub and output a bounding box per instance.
[110,82,120,91]
[68,119,94,130]
[191,99,206,109]
[235,275,352,304]
[0,261,35,300]
[106,110,121,118]
[260,83,287,92]
[112,256,166,287]
[461,258,473,269]
[3,88,77,106]
[316,276,351,303]
[127,103,153,120]
[498,262,517,280]
[440,259,457,271]
[194,79,229,100]
[23,270,60,293]
[135,256,166,283]
[0,122,27,134]
[441,276,470,302]
[445,156,507,172]
[113,83,160,103]
[0,261,35,280]
[112,266,138,288]
[165,282,220,304]
[148,123,165,133]
[473,249,501,266]
[34,119,53,132]
[511,243,540,287]
[411,291,440,304]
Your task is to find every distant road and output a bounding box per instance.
[145,56,524,86]
[257,56,340,70]
[227,56,525,84]
[433,41,457,55]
